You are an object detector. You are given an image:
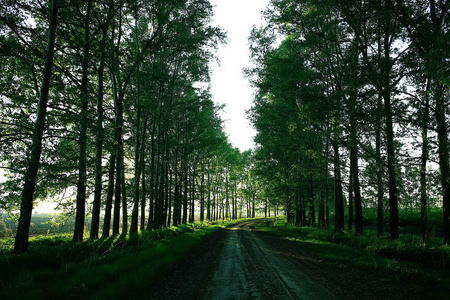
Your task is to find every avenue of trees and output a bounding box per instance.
[247,0,449,242]
[2,0,449,254]
[0,0,270,253]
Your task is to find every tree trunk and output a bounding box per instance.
[140,115,149,230]
[200,171,205,222]
[90,9,109,240]
[350,107,363,235]
[73,0,92,243]
[420,77,430,242]
[309,172,315,227]
[147,117,157,230]
[376,96,384,237]
[183,158,188,224]
[348,164,354,231]
[384,68,399,239]
[435,85,450,244]
[333,138,345,232]
[325,138,330,229]
[112,146,122,235]
[130,81,142,235]
[121,154,128,235]
[102,152,115,238]
[14,0,59,253]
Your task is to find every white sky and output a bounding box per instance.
[209,0,270,151]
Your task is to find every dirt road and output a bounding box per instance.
[203,220,337,299]
[140,219,420,300]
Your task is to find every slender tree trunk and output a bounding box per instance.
[384,79,399,239]
[348,158,354,231]
[130,81,141,234]
[112,146,122,235]
[351,147,364,235]
[102,152,115,237]
[350,106,363,235]
[140,115,149,231]
[14,0,59,253]
[121,154,128,235]
[140,161,147,231]
[318,188,325,228]
[200,171,205,222]
[168,161,173,226]
[325,138,330,229]
[225,170,229,219]
[207,167,211,221]
[73,0,93,243]
[173,150,180,226]
[333,139,345,232]
[420,77,430,242]
[183,157,188,224]
[376,96,384,237]
[252,193,256,218]
[309,172,315,227]
[147,118,157,230]
[90,12,109,240]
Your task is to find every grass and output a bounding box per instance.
[256,218,450,299]
[0,213,75,238]
[0,218,251,300]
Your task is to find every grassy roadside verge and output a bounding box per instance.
[256,218,450,299]
[0,219,251,300]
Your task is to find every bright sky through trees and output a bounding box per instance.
[209,0,270,151]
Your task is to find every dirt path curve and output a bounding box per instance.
[137,219,420,300]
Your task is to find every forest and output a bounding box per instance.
[0,0,449,298]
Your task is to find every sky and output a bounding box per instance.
[209,0,271,151]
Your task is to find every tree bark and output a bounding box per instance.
[376,96,384,237]
[333,138,345,233]
[420,77,430,242]
[102,152,115,237]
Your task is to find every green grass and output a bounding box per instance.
[0,213,75,238]
[0,219,251,300]
[256,218,450,299]
[361,207,443,228]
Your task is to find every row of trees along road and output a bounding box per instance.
[247,0,449,242]
[0,0,270,253]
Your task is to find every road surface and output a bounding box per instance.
[139,219,420,300]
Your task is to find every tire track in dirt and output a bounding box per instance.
[203,220,336,300]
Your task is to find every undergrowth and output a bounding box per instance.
[0,219,249,300]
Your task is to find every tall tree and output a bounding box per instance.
[73,0,93,243]
[14,0,59,253]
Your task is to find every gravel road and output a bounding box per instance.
[138,219,421,300]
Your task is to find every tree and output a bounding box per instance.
[14,0,59,253]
